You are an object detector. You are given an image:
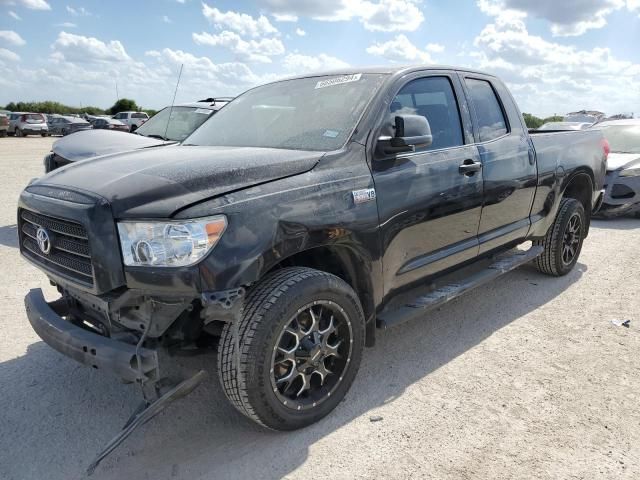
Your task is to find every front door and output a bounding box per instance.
[371,73,483,297]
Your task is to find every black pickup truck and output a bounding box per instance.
[20,66,607,440]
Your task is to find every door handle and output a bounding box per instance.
[459,160,482,176]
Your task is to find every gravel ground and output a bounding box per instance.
[0,137,639,480]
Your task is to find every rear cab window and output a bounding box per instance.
[464,78,509,142]
[390,76,464,152]
[132,113,148,119]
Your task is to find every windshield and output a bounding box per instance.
[598,125,640,154]
[185,73,388,151]
[136,106,214,141]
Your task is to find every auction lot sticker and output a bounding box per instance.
[315,74,362,89]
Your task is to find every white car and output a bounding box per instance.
[111,111,149,132]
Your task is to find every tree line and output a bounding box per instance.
[2,98,157,117]
[522,113,564,129]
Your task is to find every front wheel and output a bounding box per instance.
[15,128,22,137]
[533,198,586,276]
[218,267,365,430]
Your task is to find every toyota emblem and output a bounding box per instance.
[36,227,52,255]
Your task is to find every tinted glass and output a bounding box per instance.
[465,78,508,142]
[132,113,148,119]
[186,73,387,151]
[390,76,464,151]
[136,106,214,141]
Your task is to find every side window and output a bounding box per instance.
[464,78,508,142]
[390,76,464,151]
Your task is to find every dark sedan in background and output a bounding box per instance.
[43,98,233,172]
[91,117,129,132]
[47,115,93,136]
[594,119,640,218]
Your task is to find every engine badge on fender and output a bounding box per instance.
[352,188,376,205]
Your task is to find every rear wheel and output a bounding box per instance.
[0,130,6,138]
[218,267,365,430]
[533,198,586,276]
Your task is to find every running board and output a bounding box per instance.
[376,246,543,330]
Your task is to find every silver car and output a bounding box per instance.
[594,119,640,218]
[8,112,49,137]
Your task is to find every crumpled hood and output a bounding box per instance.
[607,153,640,171]
[34,145,323,217]
[53,129,168,161]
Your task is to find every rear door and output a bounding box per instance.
[370,71,483,296]
[459,74,537,254]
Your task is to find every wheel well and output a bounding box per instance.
[562,172,593,234]
[269,246,376,346]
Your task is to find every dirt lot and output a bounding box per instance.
[0,136,638,480]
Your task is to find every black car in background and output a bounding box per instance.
[91,117,129,132]
[47,115,92,136]
[44,98,233,172]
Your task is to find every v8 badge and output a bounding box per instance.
[352,188,376,205]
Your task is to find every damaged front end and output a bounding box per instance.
[24,281,245,474]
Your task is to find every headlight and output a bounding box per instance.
[117,216,227,267]
[620,166,640,177]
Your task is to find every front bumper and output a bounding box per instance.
[24,288,159,383]
[595,170,640,218]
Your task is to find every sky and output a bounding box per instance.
[0,0,639,117]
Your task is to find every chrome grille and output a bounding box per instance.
[19,209,93,285]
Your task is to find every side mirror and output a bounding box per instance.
[377,114,433,156]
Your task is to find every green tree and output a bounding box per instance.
[522,112,544,129]
[108,98,139,115]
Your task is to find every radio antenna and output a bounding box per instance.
[163,63,183,142]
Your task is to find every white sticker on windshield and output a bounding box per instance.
[315,74,362,89]
[194,108,213,115]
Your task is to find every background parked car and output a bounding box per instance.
[537,121,592,131]
[134,98,233,141]
[47,115,92,136]
[593,119,640,218]
[564,110,605,124]
[44,98,233,172]
[0,113,8,137]
[111,111,149,132]
[92,117,129,132]
[8,112,48,137]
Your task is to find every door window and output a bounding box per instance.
[390,76,464,152]
[464,78,508,142]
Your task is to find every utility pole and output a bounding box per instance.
[115,82,119,101]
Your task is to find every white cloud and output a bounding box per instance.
[478,0,626,36]
[0,0,50,10]
[55,22,77,28]
[0,48,20,62]
[426,43,444,53]
[282,53,349,73]
[272,13,298,22]
[8,10,21,20]
[162,15,172,23]
[202,3,279,37]
[51,31,131,63]
[295,27,306,36]
[258,0,424,32]
[362,0,424,32]
[0,30,26,46]
[366,34,434,63]
[193,30,285,63]
[65,5,91,16]
[471,8,640,115]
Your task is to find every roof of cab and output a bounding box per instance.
[274,65,497,82]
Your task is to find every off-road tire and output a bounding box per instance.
[533,198,585,276]
[217,267,365,430]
